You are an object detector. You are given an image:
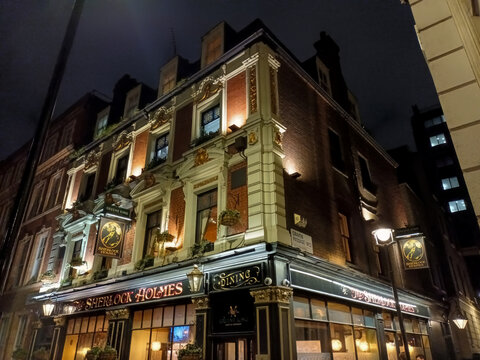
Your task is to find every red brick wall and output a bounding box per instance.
[118,222,135,266]
[131,130,149,175]
[227,161,248,235]
[173,103,193,162]
[169,187,186,248]
[227,72,246,130]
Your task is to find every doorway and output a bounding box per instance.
[213,337,255,360]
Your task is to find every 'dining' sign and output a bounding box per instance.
[211,265,263,291]
[95,217,125,259]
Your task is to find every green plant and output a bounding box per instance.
[68,146,86,160]
[218,209,240,226]
[40,270,56,281]
[191,240,213,257]
[98,346,117,360]
[178,343,202,359]
[134,255,155,271]
[93,269,109,280]
[12,348,28,360]
[69,256,86,267]
[155,230,175,243]
[32,347,49,360]
[145,156,166,170]
[94,123,119,140]
[86,346,102,359]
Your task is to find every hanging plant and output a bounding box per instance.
[178,343,202,360]
[155,230,175,243]
[98,346,117,360]
[218,209,240,227]
[85,347,102,360]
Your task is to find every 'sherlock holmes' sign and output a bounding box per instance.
[73,279,193,312]
[399,236,429,270]
[95,217,125,259]
[211,264,263,291]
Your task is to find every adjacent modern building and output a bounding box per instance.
[1,19,479,360]
[408,0,480,233]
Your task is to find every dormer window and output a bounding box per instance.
[124,85,141,118]
[201,24,224,68]
[201,105,220,138]
[316,58,331,95]
[95,107,110,138]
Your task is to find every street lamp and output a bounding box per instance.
[63,303,76,315]
[452,304,468,329]
[187,264,204,293]
[42,299,55,317]
[372,228,411,360]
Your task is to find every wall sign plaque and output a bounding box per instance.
[104,204,130,219]
[211,264,263,291]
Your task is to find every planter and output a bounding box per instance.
[156,232,175,243]
[98,354,116,360]
[218,209,240,227]
[85,355,98,360]
[180,356,202,360]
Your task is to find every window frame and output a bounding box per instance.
[44,169,64,211]
[28,230,49,284]
[109,147,132,186]
[357,154,376,194]
[328,128,345,172]
[95,107,110,138]
[27,180,47,219]
[338,213,352,263]
[448,199,467,213]
[195,188,218,245]
[429,133,447,147]
[441,176,459,190]
[124,84,142,118]
[193,92,222,146]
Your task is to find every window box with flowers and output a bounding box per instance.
[218,209,240,227]
[178,343,202,360]
[40,270,56,284]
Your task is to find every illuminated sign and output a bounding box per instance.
[399,236,429,270]
[95,217,125,259]
[73,279,192,312]
[104,204,130,218]
[211,265,262,291]
[291,268,430,317]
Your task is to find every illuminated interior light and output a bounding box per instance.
[151,342,161,351]
[331,339,342,352]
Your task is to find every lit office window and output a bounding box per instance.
[441,177,459,190]
[449,200,467,213]
[429,134,447,147]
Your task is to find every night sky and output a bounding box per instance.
[0,0,439,161]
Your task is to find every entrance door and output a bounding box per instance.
[214,337,255,360]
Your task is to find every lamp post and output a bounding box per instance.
[372,228,411,360]
[187,264,204,293]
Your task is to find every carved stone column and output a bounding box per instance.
[106,308,130,359]
[192,296,210,360]
[250,286,294,360]
[49,316,67,360]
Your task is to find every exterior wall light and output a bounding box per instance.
[64,303,76,315]
[187,264,204,293]
[453,309,468,329]
[372,228,394,246]
[42,299,55,317]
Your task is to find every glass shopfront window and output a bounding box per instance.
[294,297,379,360]
[62,315,108,360]
[129,304,196,360]
[383,312,431,360]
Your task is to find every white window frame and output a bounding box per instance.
[0,315,11,347]
[193,93,222,143]
[14,314,28,349]
[26,180,46,219]
[109,146,132,185]
[95,107,110,138]
[44,169,64,211]
[27,230,49,284]
[124,84,142,118]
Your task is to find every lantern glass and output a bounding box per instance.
[64,304,76,315]
[453,317,468,329]
[43,301,55,316]
[187,265,204,293]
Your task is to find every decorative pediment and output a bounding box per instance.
[176,147,228,179]
[192,77,223,104]
[84,149,101,170]
[149,106,173,131]
[112,130,133,152]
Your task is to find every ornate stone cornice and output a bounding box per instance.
[106,308,130,320]
[149,106,173,131]
[112,130,133,152]
[192,296,210,310]
[250,286,293,304]
[268,54,281,71]
[53,316,66,327]
[192,77,223,104]
[84,148,101,170]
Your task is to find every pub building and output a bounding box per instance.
[3,19,477,360]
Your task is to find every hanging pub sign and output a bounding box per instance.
[399,236,429,270]
[95,217,126,259]
[103,204,131,219]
